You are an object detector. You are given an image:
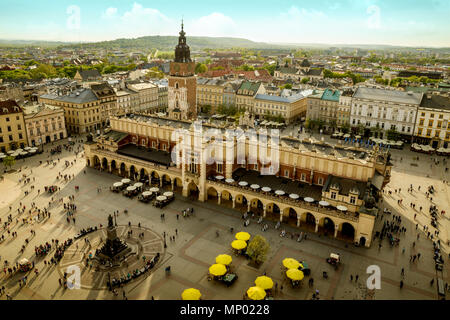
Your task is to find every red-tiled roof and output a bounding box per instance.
[0,100,22,115]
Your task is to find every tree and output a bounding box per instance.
[195,63,208,74]
[3,156,15,171]
[387,129,400,141]
[246,235,270,265]
[282,83,292,90]
[341,122,350,134]
[301,77,310,84]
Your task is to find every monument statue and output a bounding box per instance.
[108,214,114,228]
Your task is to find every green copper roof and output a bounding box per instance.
[321,88,341,102]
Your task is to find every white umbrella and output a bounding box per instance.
[163,191,173,197]
[29,149,37,153]
[19,258,29,265]
[261,187,271,192]
[142,191,152,197]
[250,184,260,190]
[24,147,32,151]
[0,155,6,159]
[289,194,300,200]
[156,196,167,201]
[20,152,28,156]
[126,186,136,192]
[225,178,235,184]
[150,187,160,193]
[7,150,15,154]
[113,182,123,188]
[319,201,330,207]
[239,181,248,187]
[275,190,285,196]
[16,148,23,153]
[134,182,143,188]
[337,205,348,212]
[122,179,131,184]
[304,197,314,203]
[215,175,225,180]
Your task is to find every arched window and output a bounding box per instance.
[175,83,179,89]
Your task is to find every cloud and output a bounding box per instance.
[102,7,117,19]
[188,12,238,37]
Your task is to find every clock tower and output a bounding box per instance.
[168,21,197,120]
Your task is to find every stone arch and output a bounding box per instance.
[161,174,172,189]
[119,162,127,177]
[207,186,218,202]
[139,168,149,184]
[265,202,281,221]
[234,194,248,211]
[173,177,183,193]
[301,211,317,231]
[129,165,137,180]
[101,157,108,170]
[283,207,298,226]
[150,171,160,185]
[186,181,199,200]
[93,156,101,169]
[319,216,336,237]
[110,160,117,174]
[339,222,356,241]
[220,189,233,208]
[249,198,264,216]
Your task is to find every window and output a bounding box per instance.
[429,120,434,127]
[426,129,432,137]
[350,196,356,204]
[318,177,324,185]
[301,173,306,181]
[331,192,337,200]
[419,119,424,126]
[7,126,11,132]
[6,117,9,122]
[418,128,423,135]
[284,170,289,178]
[9,135,13,141]
[217,163,223,173]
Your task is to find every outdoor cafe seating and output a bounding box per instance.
[138,191,155,203]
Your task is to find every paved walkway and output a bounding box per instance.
[0,134,448,300]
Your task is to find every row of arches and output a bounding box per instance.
[205,186,358,242]
[91,156,183,192]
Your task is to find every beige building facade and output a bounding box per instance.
[23,104,67,146]
[0,100,27,152]
[84,114,391,247]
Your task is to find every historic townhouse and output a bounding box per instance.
[23,103,67,146]
[350,87,423,140]
[0,100,27,152]
[414,93,450,148]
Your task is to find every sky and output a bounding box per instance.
[0,0,449,47]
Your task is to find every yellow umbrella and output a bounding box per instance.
[255,276,274,290]
[286,268,304,281]
[235,232,251,241]
[282,258,301,269]
[216,254,232,266]
[181,288,202,300]
[231,240,247,250]
[247,286,266,300]
[209,264,227,276]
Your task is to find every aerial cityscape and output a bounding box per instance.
[0,0,449,305]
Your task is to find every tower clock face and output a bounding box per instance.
[173,64,180,72]
[188,63,194,73]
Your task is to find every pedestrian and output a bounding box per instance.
[400,280,404,289]
[430,278,434,286]
[355,275,359,282]
[350,275,353,282]
[401,268,404,276]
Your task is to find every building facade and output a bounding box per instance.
[23,104,67,146]
[0,100,27,152]
[127,82,159,113]
[253,93,307,124]
[84,114,391,248]
[414,93,450,148]
[351,88,423,140]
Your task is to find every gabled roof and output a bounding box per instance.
[321,89,341,102]
[40,89,98,104]
[237,81,262,96]
[277,67,298,74]
[0,100,22,115]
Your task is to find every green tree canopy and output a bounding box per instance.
[246,235,270,265]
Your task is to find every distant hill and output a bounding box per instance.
[58,36,292,51]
